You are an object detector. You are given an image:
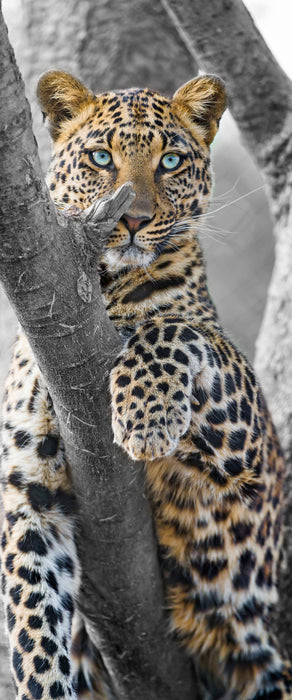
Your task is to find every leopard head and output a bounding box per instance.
[38,71,227,271]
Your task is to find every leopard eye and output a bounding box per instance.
[89,150,112,167]
[160,153,182,171]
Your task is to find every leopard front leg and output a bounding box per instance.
[1,333,116,700]
[110,318,206,461]
[1,332,80,699]
[142,327,292,700]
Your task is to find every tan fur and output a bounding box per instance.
[37,70,95,140]
[173,75,227,145]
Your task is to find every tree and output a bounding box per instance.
[1,0,291,697]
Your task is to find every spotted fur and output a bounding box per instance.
[1,70,291,699]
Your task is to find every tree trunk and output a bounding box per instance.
[0,6,197,698]
[160,0,292,659]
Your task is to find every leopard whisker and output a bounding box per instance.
[194,184,266,220]
[211,176,241,203]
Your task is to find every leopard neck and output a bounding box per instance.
[100,238,221,336]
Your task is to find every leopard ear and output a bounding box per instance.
[37,70,95,140]
[172,75,227,146]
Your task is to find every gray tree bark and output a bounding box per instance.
[161,0,292,658]
[0,6,197,698]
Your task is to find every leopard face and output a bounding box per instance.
[39,71,226,272]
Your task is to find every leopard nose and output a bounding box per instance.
[121,214,152,237]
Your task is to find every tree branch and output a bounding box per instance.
[160,0,291,157]
[0,7,197,698]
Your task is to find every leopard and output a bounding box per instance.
[1,69,291,700]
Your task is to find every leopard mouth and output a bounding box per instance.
[105,243,156,269]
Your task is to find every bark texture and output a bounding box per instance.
[161,0,291,152]
[161,0,292,659]
[0,6,197,698]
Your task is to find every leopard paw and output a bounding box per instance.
[111,372,192,461]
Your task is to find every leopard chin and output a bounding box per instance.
[104,246,156,270]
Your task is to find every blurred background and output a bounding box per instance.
[0,1,291,694]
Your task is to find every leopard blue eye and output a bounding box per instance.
[90,150,112,167]
[160,153,182,171]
